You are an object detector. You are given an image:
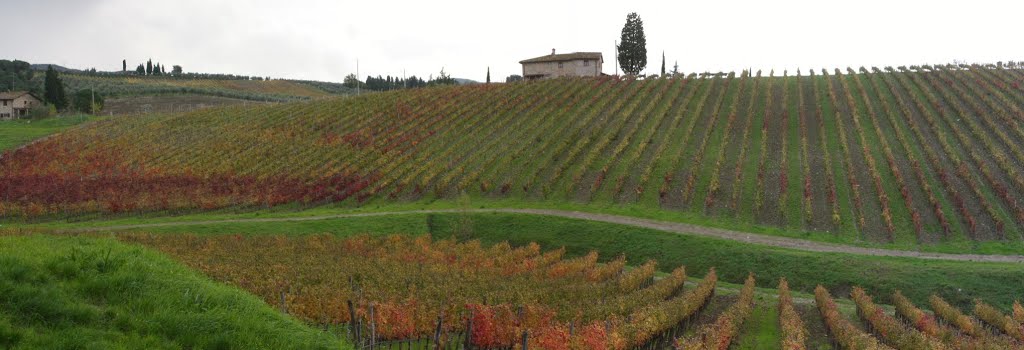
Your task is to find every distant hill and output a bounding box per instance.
[30,64,92,73]
[35,74,343,102]
[24,61,351,98]
[454,78,479,85]
[14,59,353,102]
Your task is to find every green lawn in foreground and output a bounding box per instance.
[0,234,346,349]
[0,116,101,151]
[86,211,1024,311]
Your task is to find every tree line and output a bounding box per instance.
[343,68,459,91]
[116,59,271,81]
[129,59,182,77]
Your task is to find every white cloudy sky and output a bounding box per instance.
[7,0,1024,82]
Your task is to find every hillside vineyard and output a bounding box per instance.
[5,64,1024,244]
[125,233,1024,349]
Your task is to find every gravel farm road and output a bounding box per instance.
[71,208,1024,263]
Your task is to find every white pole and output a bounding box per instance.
[614,40,618,77]
[356,59,360,96]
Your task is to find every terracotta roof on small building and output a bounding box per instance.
[519,52,603,64]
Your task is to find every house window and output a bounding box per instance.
[2,101,6,106]
[584,60,590,67]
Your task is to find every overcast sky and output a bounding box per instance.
[8,0,1024,82]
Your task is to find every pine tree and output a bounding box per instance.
[486,67,491,84]
[660,51,665,76]
[136,64,145,75]
[43,65,68,111]
[617,12,647,76]
[146,59,152,75]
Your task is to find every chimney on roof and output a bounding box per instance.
[551,48,556,55]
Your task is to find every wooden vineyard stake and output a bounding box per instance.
[432,314,443,349]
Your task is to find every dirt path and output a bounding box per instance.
[70,208,1024,263]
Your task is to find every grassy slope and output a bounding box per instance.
[0,234,346,349]
[29,198,1024,255]
[74,211,1024,310]
[0,116,100,151]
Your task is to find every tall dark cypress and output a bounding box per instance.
[486,67,491,84]
[43,65,67,111]
[660,51,665,76]
[146,59,152,75]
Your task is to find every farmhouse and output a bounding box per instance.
[0,91,42,119]
[519,49,603,80]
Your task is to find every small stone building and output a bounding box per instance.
[0,91,42,119]
[519,49,603,80]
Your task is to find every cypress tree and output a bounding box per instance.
[43,65,67,111]
[486,67,491,84]
[146,59,152,75]
[617,12,647,76]
[122,59,126,72]
[660,51,665,76]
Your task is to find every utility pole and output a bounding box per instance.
[614,40,618,76]
[356,59,360,96]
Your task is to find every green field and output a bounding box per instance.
[0,116,99,151]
